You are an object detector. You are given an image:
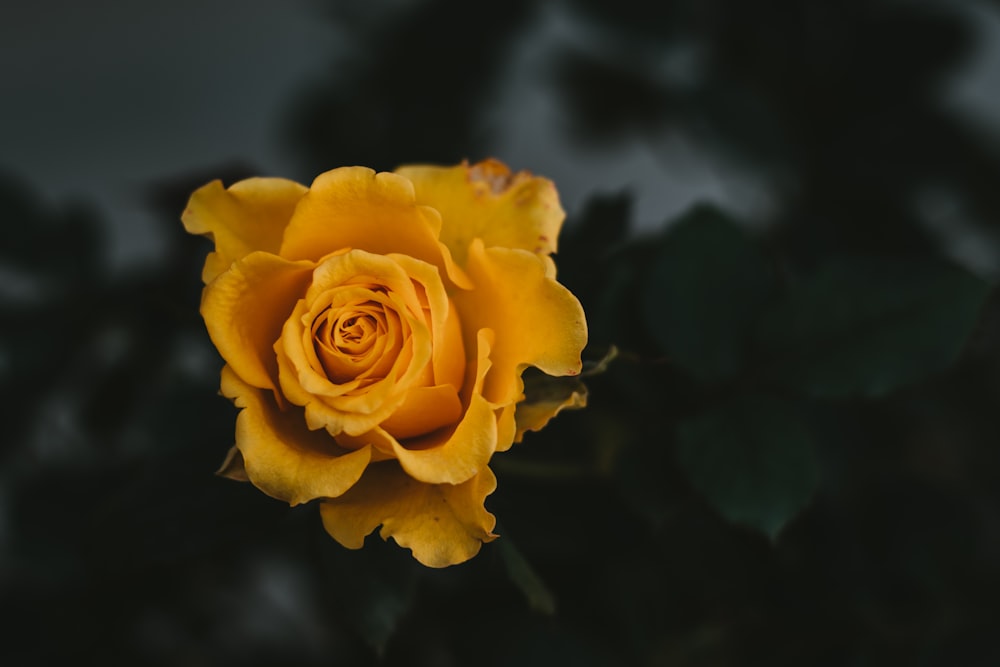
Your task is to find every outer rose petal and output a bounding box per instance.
[279,167,471,289]
[220,366,372,506]
[202,251,315,395]
[182,177,308,283]
[319,462,498,568]
[514,386,588,443]
[453,240,588,406]
[395,159,564,267]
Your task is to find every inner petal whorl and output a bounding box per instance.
[312,298,390,383]
[333,311,377,355]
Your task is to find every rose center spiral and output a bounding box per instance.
[334,313,376,354]
[310,298,395,384]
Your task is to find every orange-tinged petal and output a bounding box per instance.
[319,463,498,568]
[276,300,430,436]
[387,393,497,484]
[279,167,471,289]
[379,327,497,484]
[202,251,314,395]
[327,392,496,486]
[434,295,466,389]
[495,402,517,453]
[274,250,442,436]
[395,159,565,267]
[385,253,466,389]
[379,384,463,440]
[453,240,588,406]
[182,177,308,283]
[220,366,372,506]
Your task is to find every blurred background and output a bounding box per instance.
[3,0,1000,664]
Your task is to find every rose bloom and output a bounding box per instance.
[182,159,587,567]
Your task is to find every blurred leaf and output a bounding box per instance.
[516,346,617,439]
[586,241,655,350]
[643,204,777,384]
[581,344,620,377]
[613,428,678,531]
[320,535,421,656]
[676,395,819,539]
[756,258,991,398]
[516,375,587,440]
[215,445,250,482]
[497,534,556,615]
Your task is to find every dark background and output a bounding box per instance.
[4,1,1000,664]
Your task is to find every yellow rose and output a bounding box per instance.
[182,159,587,567]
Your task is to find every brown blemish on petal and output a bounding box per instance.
[467,158,530,196]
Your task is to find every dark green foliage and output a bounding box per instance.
[676,395,820,539]
[497,531,557,615]
[643,204,777,383]
[755,258,991,397]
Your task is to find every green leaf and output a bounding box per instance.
[497,535,557,615]
[642,204,776,384]
[755,258,991,398]
[676,395,819,539]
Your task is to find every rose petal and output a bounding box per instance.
[389,393,497,484]
[379,384,464,440]
[277,297,430,437]
[395,159,564,267]
[275,250,441,436]
[220,365,372,506]
[453,240,588,406]
[352,328,497,484]
[434,294,467,389]
[182,177,308,284]
[279,167,472,289]
[341,395,495,486]
[201,251,315,395]
[319,462,498,568]
[387,253,466,390]
[495,402,517,453]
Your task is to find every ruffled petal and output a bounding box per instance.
[319,463,498,568]
[182,177,308,283]
[220,366,372,506]
[514,386,588,443]
[201,251,315,394]
[453,240,588,406]
[395,159,564,267]
[279,167,471,289]
[495,402,517,453]
[348,393,493,485]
